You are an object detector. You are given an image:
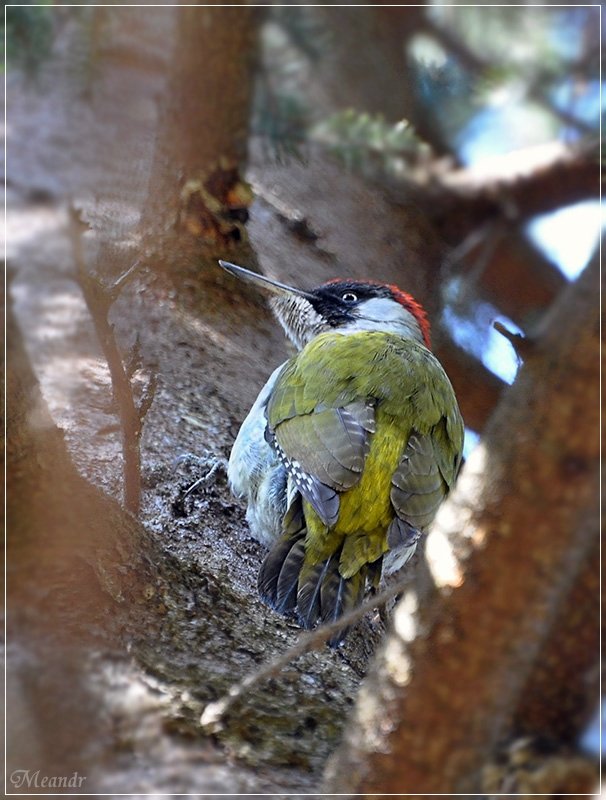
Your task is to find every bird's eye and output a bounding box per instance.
[341,292,358,303]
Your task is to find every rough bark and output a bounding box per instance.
[247,145,447,323]
[324,257,599,795]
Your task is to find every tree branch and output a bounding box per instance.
[493,320,533,359]
[464,231,566,327]
[422,140,600,245]
[512,522,599,743]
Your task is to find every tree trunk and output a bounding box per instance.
[324,256,599,795]
[310,4,453,155]
[6,290,154,779]
[143,4,260,272]
[311,5,422,120]
[511,527,599,744]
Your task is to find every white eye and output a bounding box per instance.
[342,292,358,303]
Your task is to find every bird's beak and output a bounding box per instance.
[218,260,315,301]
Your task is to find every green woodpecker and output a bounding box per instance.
[221,260,464,644]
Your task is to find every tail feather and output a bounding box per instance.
[319,557,366,647]
[318,554,345,625]
[258,512,373,645]
[296,557,333,629]
[275,537,305,614]
[258,533,302,610]
[259,495,307,610]
[366,556,383,590]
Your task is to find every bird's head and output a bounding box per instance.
[219,261,431,350]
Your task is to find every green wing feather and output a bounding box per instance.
[260,330,464,637]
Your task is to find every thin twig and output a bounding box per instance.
[108,257,143,302]
[447,220,495,268]
[199,572,416,732]
[493,319,533,359]
[96,423,122,436]
[68,204,154,515]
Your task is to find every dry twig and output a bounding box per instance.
[67,205,157,515]
[199,573,417,732]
